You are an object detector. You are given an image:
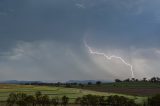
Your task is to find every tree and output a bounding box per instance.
[131,78,135,82]
[79,94,101,106]
[156,77,160,82]
[35,91,42,105]
[88,82,92,85]
[65,83,71,88]
[41,95,50,106]
[61,96,69,106]
[96,81,101,85]
[55,82,61,87]
[143,78,147,82]
[7,92,36,106]
[72,82,77,86]
[85,95,99,106]
[79,83,84,88]
[7,92,17,106]
[106,95,138,106]
[150,77,157,83]
[25,95,36,106]
[7,91,52,106]
[123,78,130,82]
[115,79,122,82]
[51,96,59,106]
[75,97,81,104]
[15,93,27,106]
[135,79,139,82]
[98,96,107,106]
[35,91,42,98]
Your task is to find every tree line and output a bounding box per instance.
[6,91,69,106]
[115,77,160,83]
[5,91,160,106]
[22,77,160,87]
[75,94,138,106]
[6,91,138,106]
[23,81,102,86]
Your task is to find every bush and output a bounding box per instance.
[75,94,138,106]
[51,96,59,106]
[76,94,107,106]
[107,95,138,106]
[61,96,69,106]
[148,94,160,106]
[6,92,17,106]
[14,93,27,106]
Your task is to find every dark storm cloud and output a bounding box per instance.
[83,0,160,49]
[0,0,88,51]
[0,0,160,49]
[0,0,160,80]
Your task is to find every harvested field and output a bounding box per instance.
[73,82,160,96]
[82,87,160,96]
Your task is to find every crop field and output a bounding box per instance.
[0,84,146,104]
[73,82,160,96]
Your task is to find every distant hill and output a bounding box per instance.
[0,80,112,84]
[66,80,112,84]
[0,80,43,84]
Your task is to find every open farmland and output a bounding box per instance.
[0,84,145,104]
[73,82,160,96]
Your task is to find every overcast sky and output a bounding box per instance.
[0,0,160,81]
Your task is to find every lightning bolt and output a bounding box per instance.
[84,41,134,78]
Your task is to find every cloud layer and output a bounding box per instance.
[0,0,160,81]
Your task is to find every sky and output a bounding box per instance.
[0,0,160,81]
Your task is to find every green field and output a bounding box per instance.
[0,84,146,104]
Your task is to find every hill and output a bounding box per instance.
[0,80,43,84]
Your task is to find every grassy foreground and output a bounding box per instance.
[0,84,146,104]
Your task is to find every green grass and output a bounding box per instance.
[0,84,146,104]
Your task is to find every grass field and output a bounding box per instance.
[0,84,146,104]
